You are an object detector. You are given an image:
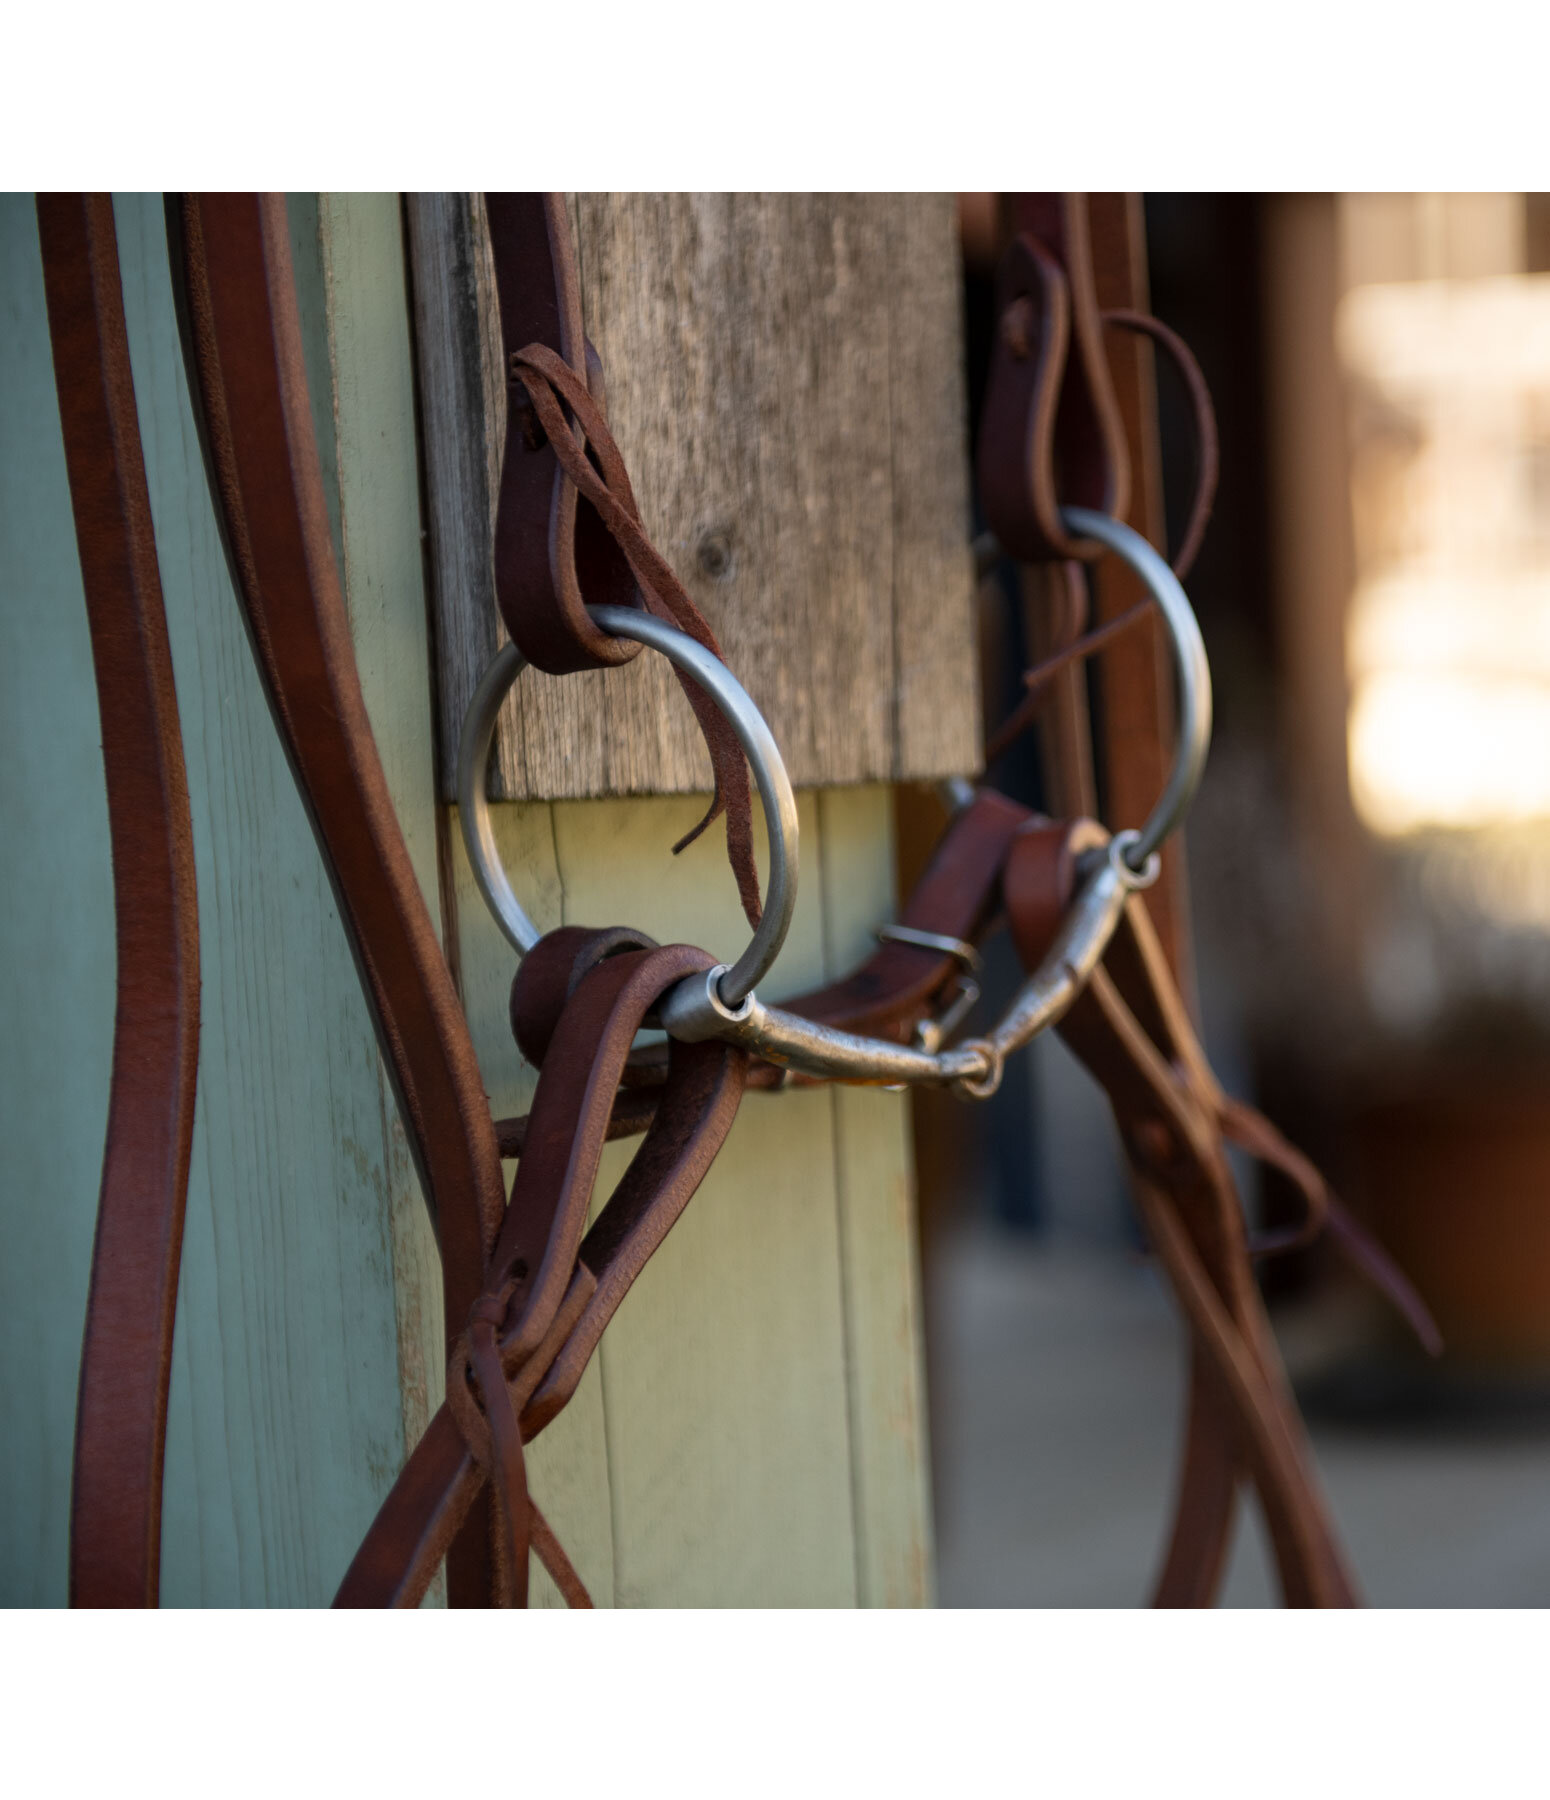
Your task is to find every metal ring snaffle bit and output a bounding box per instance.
[457,604,800,1008]
[457,511,1212,1090]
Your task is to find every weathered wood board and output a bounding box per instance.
[409,193,981,801]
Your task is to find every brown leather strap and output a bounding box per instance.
[508,343,763,926]
[1100,309,1218,584]
[508,923,661,1068]
[976,195,1131,564]
[1005,818,1360,1607]
[38,194,202,1608]
[337,939,748,1607]
[1150,1355,1240,1606]
[170,193,507,1607]
[487,195,762,929]
[485,193,639,674]
[785,788,1031,1038]
[981,304,1220,771]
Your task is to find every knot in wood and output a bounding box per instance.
[696,526,735,582]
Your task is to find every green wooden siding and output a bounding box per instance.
[0,192,933,1606]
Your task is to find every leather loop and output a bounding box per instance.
[486,194,763,931]
[508,344,764,928]
[1100,308,1219,583]
[976,196,1132,563]
[981,313,1218,770]
[486,192,639,673]
[509,925,659,1069]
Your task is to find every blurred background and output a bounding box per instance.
[925,193,1550,1605]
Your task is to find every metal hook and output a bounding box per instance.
[457,604,800,1008]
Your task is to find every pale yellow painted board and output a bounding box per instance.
[817,787,935,1606]
[543,791,857,1603]
[450,785,935,1604]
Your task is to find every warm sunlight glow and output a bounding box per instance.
[1339,272,1550,836]
[1350,670,1550,834]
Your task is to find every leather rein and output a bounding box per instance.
[41,190,1434,1609]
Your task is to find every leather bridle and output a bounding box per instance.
[40,189,1435,1609]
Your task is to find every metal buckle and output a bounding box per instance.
[875,924,983,1053]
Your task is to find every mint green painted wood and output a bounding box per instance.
[0,196,116,1604]
[121,190,446,1604]
[0,193,447,1604]
[312,195,449,1585]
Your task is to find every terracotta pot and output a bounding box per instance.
[1354,1088,1550,1362]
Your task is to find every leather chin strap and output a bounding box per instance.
[36,195,202,1608]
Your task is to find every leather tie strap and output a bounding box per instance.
[980,301,1220,771]
[37,194,202,1608]
[337,937,748,1607]
[485,192,638,675]
[487,195,763,931]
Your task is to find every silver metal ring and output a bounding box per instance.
[456,606,799,1006]
[1059,506,1213,870]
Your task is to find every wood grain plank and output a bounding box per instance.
[883,202,982,780]
[817,786,935,1606]
[412,195,980,801]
